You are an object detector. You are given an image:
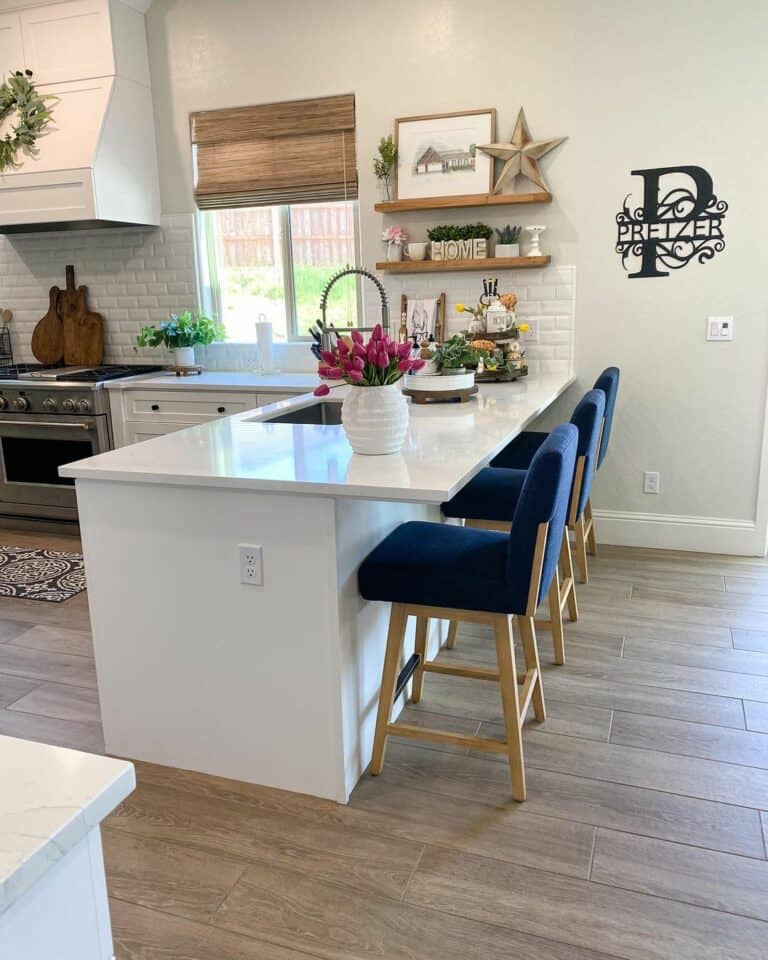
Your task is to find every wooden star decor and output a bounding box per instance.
[479,108,567,194]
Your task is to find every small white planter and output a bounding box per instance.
[495,243,520,258]
[342,384,408,455]
[387,243,403,262]
[174,346,195,366]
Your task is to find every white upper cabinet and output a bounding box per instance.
[20,0,114,84]
[0,12,24,70]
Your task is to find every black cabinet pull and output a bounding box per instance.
[218,406,226,413]
[151,404,159,411]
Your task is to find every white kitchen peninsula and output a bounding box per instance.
[0,735,134,959]
[62,374,574,802]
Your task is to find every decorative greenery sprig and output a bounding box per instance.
[373,135,397,201]
[435,334,478,370]
[0,71,58,172]
[135,312,225,350]
[427,223,493,242]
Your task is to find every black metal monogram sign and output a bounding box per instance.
[615,166,727,278]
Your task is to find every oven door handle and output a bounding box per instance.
[0,421,93,430]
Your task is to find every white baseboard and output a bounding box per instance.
[592,508,764,556]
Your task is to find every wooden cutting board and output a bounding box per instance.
[61,265,104,366]
[31,286,65,365]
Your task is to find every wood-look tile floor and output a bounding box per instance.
[2,529,768,959]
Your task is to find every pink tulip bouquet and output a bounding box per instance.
[314,324,425,396]
[382,224,407,246]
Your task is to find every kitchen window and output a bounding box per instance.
[197,200,361,342]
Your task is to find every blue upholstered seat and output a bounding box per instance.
[359,424,577,617]
[492,368,620,474]
[594,366,620,469]
[447,390,605,526]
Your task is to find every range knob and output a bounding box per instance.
[61,398,76,413]
[12,396,29,411]
[0,396,7,410]
[76,398,92,414]
[43,396,57,412]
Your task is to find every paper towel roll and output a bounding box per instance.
[255,318,273,373]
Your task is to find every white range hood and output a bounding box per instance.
[0,0,160,232]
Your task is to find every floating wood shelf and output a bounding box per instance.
[374,191,551,213]
[376,256,550,274]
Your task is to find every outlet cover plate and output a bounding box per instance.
[239,544,263,585]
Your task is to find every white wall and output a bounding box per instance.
[141,0,768,553]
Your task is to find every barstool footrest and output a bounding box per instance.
[386,722,509,753]
[422,661,500,682]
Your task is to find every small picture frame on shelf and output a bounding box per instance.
[401,293,446,342]
[395,109,496,201]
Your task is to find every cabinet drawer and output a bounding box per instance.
[123,420,191,445]
[125,390,258,422]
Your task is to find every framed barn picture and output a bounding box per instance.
[394,109,496,201]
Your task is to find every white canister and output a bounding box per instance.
[341,384,409,455]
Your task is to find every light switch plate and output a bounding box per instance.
[706,316,733,341]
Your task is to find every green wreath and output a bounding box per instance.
[0,71,57,173]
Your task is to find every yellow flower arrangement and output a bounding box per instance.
[455,303,466,313]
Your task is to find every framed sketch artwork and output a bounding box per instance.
[395,109,496,201]
[401,293,446,342]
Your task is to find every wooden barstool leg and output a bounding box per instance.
[573,518,589,584]
[546,574,566,666]
[493,614,526,801]
[371,604,408,776]
[411,616,429,703]
[445,620,459,650]
[517,615,546,721]
[585,498,597,555]
[560,529,578,622]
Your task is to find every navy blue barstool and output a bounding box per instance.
[490,388,606,586]
[584,367,620,554]
[442,390,605,663]
[358,424,577,801]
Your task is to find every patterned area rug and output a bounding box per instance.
[0,546,86,603]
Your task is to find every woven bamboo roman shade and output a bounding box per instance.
[190,93,357,209]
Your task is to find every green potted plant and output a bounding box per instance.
[135,312,225,367]
[495,224,521,258]
[427,223,491,261]
[373,134,397,201]
[435,334,478,375]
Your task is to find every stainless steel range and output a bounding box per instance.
[0,364,163,523]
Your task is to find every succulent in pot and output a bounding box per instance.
[313,324,425,455]
[495,224,521,258]
[435,334,478,375]
[135,311,225,367]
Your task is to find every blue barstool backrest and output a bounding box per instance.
[593,367,620,469]
[505,423,577,613]
[570,389,605,522]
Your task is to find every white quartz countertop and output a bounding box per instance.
[105,371,324,392]
[62,373,575,503]
[0,735,134,916]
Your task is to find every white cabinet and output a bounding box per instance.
[20,0,113,84]
[111,385,310,448]
[0,13,24,71]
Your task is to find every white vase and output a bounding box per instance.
[495,242,520,258]
[387,243,403,262]
[341,384,409,455]
[174,346,195,366]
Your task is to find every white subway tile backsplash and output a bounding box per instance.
[0,214,197,363]
[376,265,575,373]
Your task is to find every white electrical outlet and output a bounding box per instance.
[522,318,540,343]
[643,471,660,495]
[706,316,734,341]
[239,544,263,585]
